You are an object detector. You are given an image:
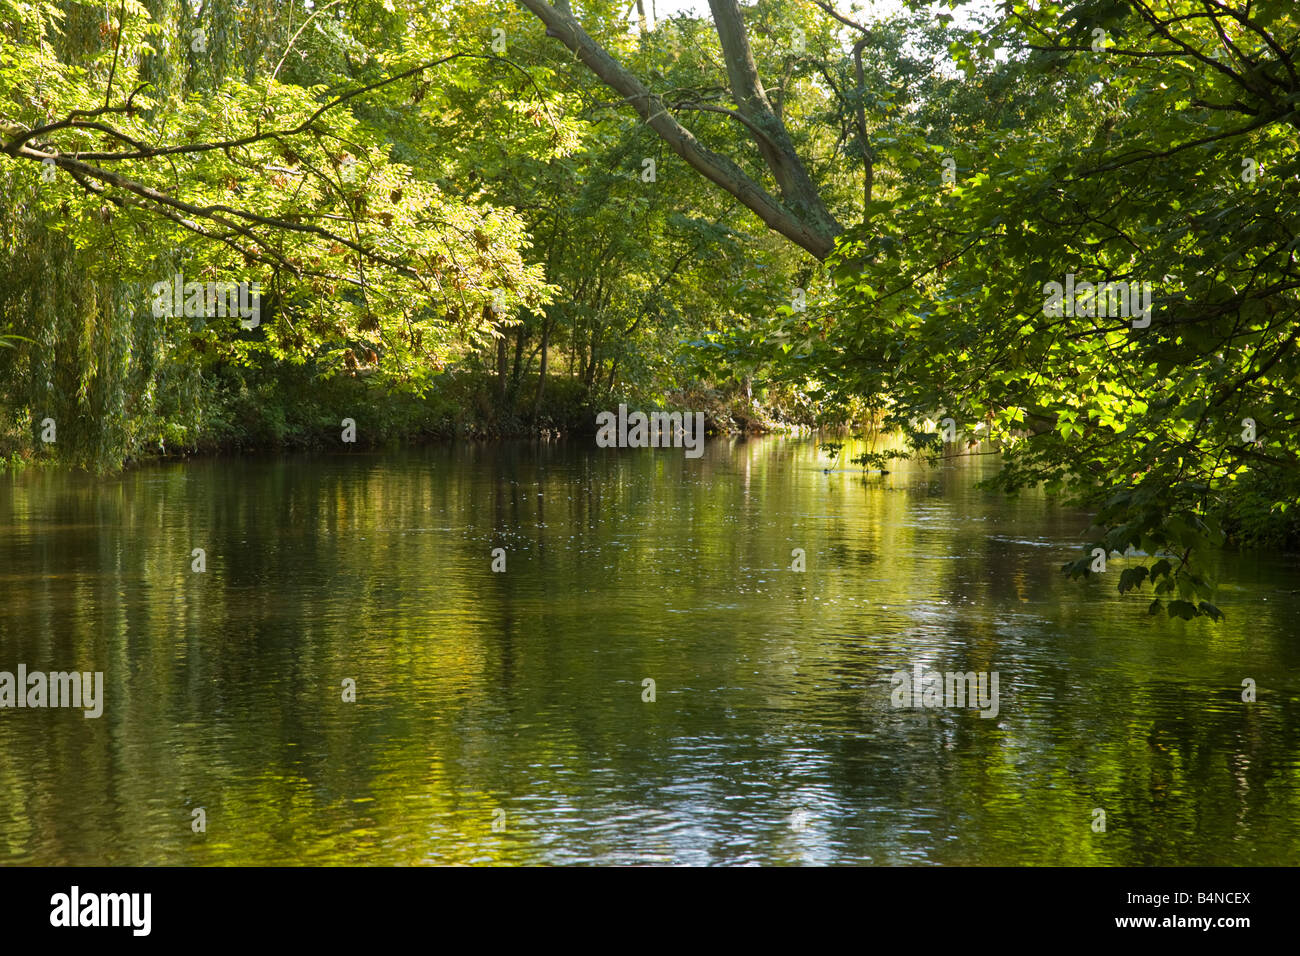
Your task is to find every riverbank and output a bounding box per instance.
[0,368,812,473]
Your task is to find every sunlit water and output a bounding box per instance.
[1,437,1297,865]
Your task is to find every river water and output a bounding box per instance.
[1,437,1297,864]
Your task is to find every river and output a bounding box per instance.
[1,436,1296,864]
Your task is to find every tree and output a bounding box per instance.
[799,0,1299,619]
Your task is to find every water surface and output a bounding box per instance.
[1,437,1297,864]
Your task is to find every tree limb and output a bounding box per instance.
[517,0,839,258]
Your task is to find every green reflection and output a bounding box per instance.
[0,438,1296,865]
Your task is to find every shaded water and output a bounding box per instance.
[1,437,1297,865]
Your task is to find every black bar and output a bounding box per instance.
[1,865,1281,942]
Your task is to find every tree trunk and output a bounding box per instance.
[511,322,526,394]
[706,0,841,244]
[533,314,551,421]
[496,332,509,407]
[516,0,841,259]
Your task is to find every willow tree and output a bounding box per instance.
[1,0,556,466]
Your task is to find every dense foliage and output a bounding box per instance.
[816,0,1300,618]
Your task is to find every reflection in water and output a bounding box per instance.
[0,437,1297,865]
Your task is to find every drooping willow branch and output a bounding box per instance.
[1,52,557,287]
